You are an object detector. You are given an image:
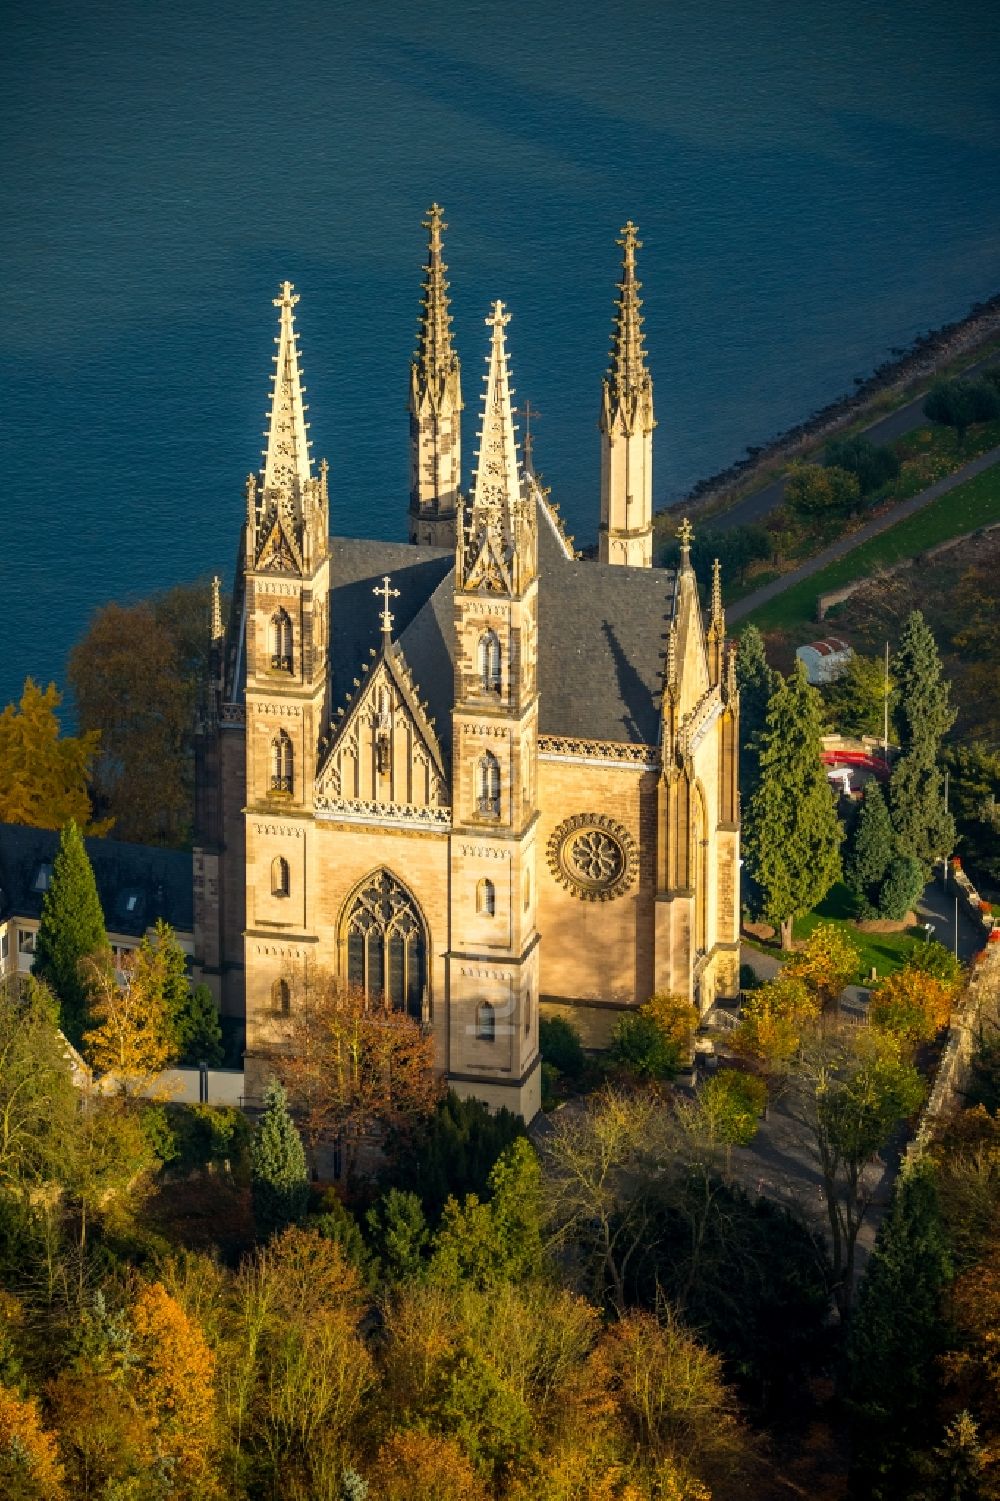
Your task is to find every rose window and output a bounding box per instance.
[547,814,637,902]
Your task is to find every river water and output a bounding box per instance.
[2,0,998,711]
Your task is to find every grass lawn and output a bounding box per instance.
[741,461,1000,636]
[790,883,928,981]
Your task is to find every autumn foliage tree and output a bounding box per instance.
[0,679,108,835]
[869,962,960,1045]
[82,945,174,1094]
[274,968,440,1178]
[68,581,215,846]
[129,1280,218,1494]
[0,1382,66,1500]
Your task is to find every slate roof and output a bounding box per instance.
[0,824,194,938]
[326,502,676,757]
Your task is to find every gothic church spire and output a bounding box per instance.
[248,282,328,575]
[599,221,656,568]
[408,204,463,546]
[459,301,535,596]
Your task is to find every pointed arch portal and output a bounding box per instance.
[341,869,427,1019]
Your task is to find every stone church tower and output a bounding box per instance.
[193,212,740,1123]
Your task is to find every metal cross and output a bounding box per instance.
[374,574,401,636]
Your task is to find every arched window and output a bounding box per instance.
[271,609,293,671]
[476,1001,496,1042]
[524,989,531,1036]
[479,630,501,693]
[271,731,294,793]
[343,870,426,1020]
[271,855,290,898]
[478,752,500,818]
[272,977,290,1014]
[477,877,495,916]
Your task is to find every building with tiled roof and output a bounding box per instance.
[194,213,740,1119]
[0,822,193,981]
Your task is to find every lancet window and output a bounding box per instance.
[272,978,290,1014]
[271,731,294,793]
[271,856,290,898]
[478,752,501,817]
[477,877,496,916]
[271,609,293,671]
[478,630,501,693]
[343,870,426,1020]
[476,1001,496,1042]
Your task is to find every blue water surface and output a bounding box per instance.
[2,0,998,712]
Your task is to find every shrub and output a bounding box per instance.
[824,434,900,495]
[701,1069,769,1146]
[540,1061,561,1110]
[609,1010,681,1080]
[869,965,958,1044]
[539,1015,585,1079]
[786,462,861,516]
[739,963,762,992]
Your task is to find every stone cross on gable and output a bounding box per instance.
[374,574,401,637]
[274,280,300,311]
[677,516,694,567]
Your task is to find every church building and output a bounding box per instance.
[193,210,740,1121]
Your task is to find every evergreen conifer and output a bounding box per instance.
[33,820,108,1044]
[744,665,842,948]
[734,625,778,808]
[250,1080,309,1237]
[338,1470,369,1501]
[888,612,956,873]
[846,1163,952,1499]
[844,782,895,915]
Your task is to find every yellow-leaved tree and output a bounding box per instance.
[0,1382,67,1500]
[129,1281,218,1494]
[0,679,109,834]
[82,946,175,1095]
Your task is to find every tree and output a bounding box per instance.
[845,1163,952,1500]
[366,1188,430,1282]
[734,625,778,821]
[876,852,924,920]
[383,1091,526,1223]
[743,665,843,949]
[273,968,440,1179]
[82,946,174,1095]
[60,1096,155,1278]
[786,461,860,516]
[250,1079,309,1237]
[822,652,895,740]
[588,1309,750,1493]
[945,741,1000,884]
[698,1069,768,1148]
[731,971,818,1083]
[141,920,223,1065]
[0,679,108,836]
[32,820,109,1046]
[0,1382,67,1499]
[129,1280,218,1493]
[824,434,900,495]
[924,378,1000,441]
[369,1431,485,1501]
[892,610,956,753]
[609,1011,680,1082]
[0,976,78,1201]
[543,1086,672,1312]
[785,921,860,1008]
[888,613,955,872]
[869,964,958,1045]
[68,582,215,847]
[429,1138,544,1289]
[844,782,895,915]
[792,1024,924,1314]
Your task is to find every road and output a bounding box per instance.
[916,872,986,965]
[701,349,1000,535]
[727,442,1000,625]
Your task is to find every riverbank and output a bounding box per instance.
[660,291,1000,522]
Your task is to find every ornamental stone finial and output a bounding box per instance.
[677,516,694,568]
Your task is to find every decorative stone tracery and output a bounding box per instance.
[546,813,638,902]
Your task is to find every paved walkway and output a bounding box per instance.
[704,349,1000,535]
[728,443,1000,625]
